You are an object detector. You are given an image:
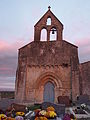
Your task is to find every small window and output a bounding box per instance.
[46,17,51,25]
[40,28,47,41]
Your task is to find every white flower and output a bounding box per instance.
[81,103,86,108]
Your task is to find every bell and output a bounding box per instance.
[52,30,55,34]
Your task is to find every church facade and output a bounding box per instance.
[15,8,90,103]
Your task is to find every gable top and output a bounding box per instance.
[34,8,63,28]
[34,7,63,41]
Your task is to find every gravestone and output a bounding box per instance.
[77,95,90,105]
[57,96,70,106]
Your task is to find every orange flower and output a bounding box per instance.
[35,116,48,120]
[46,106,55,112]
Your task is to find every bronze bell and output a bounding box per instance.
[52,29,55,34]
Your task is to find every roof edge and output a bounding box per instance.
[34,9,63,27]
[18,41,34,50]
[63,40,78,48]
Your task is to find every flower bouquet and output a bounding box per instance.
[34,106,57,120]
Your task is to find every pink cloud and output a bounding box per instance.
[75,38,90,47]
[0,38,29,58]
[75,38,90,56]
[0,40,18,77]
[0,67,13,71]
[0,40,16,53]
[75,38,90,62]
[0,37,32,78]
[0,40,10,50]
[0,38,29,89]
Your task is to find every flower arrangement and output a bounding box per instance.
[0,105,57,120]
[34,106,57,119]
[46,106,57,118]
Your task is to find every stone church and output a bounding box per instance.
[15,7,90,103]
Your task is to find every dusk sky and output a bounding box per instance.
[0,0,90,90]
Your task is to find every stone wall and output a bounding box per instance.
[15,40,80,103]
[79,61,90,98]
[25,65,71,103]
[18,40,79,68]
[16,65,72,103]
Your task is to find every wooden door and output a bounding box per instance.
[43,81,55,102]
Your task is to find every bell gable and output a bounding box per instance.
[34,7,63,41]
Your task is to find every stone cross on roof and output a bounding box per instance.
[48,6,51,10]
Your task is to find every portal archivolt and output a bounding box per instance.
[35,72,62,89]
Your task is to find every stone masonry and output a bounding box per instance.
[79,61,90,98]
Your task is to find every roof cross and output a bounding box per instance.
[48,6,51,10]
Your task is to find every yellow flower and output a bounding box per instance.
[16,112,25,116]
[44,112,49,118]
[48,111,57,118]
[0,114,7,120]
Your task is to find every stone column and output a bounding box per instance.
[47,29,50,41]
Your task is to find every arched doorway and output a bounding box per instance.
[43,81,55,102]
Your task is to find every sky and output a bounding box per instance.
[0,0,90,90]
